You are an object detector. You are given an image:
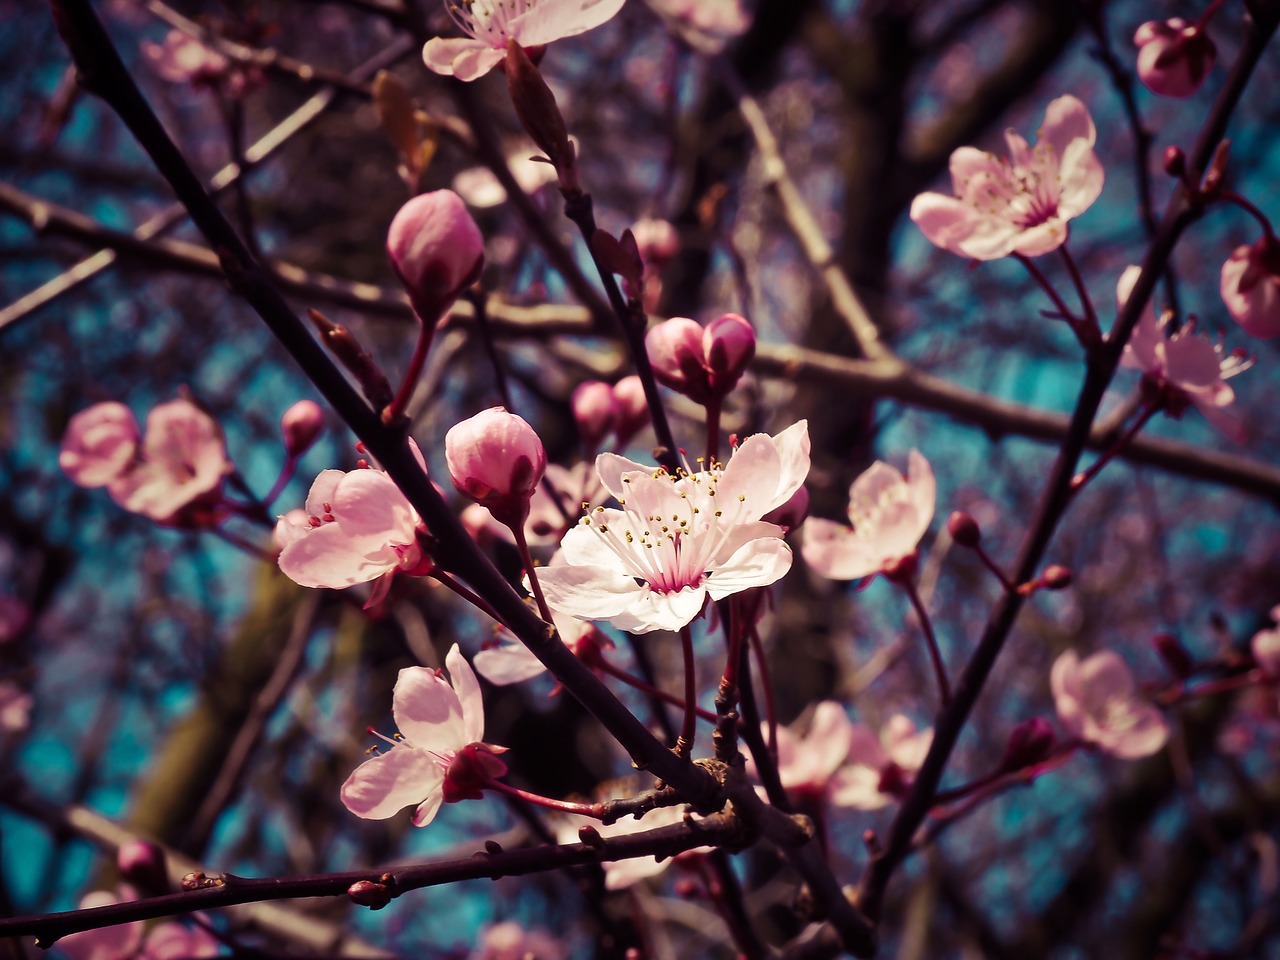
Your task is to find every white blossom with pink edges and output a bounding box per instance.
[1051,650,1169,759]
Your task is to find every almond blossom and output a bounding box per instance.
[910,95,1103,260]
[1118,265,1250,442]
[1051,650,1168,759]
[830,715,934,810]
[801,450,935,582]
[423,0,627,82]
[536,421,810,634]
[341,644,507,828]
[276,441,431,600]
[1220,236,1280,339]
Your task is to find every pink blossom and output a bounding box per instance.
[554,803,711,890]
[645,313,757,404]
[471,922,567,960]
[446,408,547,529]
[1051,650,1169,759]
[611,375,649,444]
[1134,18,1216,98]
[142,31,230,87]
[756,701,854,798]
[536,422,810,633]
[276,441,430,598]
[801,450,935,581]
[1220,236,1280,339]
[341,644,507,827]
[423,0,627,82]
[474,611,611,685]
[107,400,233,524]
[58,890,219,960]
[59,402,141,488]
[387,190,485,319]
[1252,605,1280,679]
[648,0,750,52]
[280,400,324,457]
[571,381,618,449]
[1118,266,1250,442]
[910,95,1103,259]
[631,217,680,265]
[830,715,933,810]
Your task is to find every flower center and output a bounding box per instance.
[448,0,533,45]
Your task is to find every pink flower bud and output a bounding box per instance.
[612,376,649,444]
[280,400,324,457]
[703,312,756,395]
[946,510,981,547]
[387,190,485,320]
[632,217,680,265]
[117,841,168,894]
[571,381,617,449]
[445,407,547,529]
[59,402,141,487]
[1221,236,1280,339]
[646,316,710,402]
[1134,19,1216,99]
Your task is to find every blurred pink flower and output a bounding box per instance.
[554,802,711,889]
[754,701,854,799]
[471,922,566,960]
[342,644,506,827]
[1134,18,1216,98]
[423,0,627,81]
[537,422,809,633]
[1051,650,1168,759]
[452,151,559,208]
[648,0,750,52]
[280,400,324,457]
[1252,605,1280,679]
[106,400,233,525]
[1118,265,1250,442]
[59,402,141,488]
[276,441,431,599]
[801,450,935,581]
[910,95,1103,259]
[142,31,229,86]
[1220,236,1280,339]
[0,681,31,734]
[830,715,933,810]
[473,609,609,685]
[58,890,219,960]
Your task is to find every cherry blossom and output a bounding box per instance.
[753,701,854,799]
[59,402,141,488]
[341,644,507,827]
[280,400,324,457]
[1118,266,1250,442]
[446,408,547,530]
[648,0,750,53]
[106,400,233,525]
[57,889,219,960]
[470,922,567,960]
[536,422,810,634]
[645,314,757,405]
[554,803,711,889]
[1220,236,1280,339]
[386,190,485,320]
[423,0,627,82]
[830,715,934,810]
[452,150,559,208]
[800,450,935,582]
[910,95,1103,259]
[276,441,431,599]
[1134,18,1216,98]
[1050,650,1169,759]
[0,681,31,734]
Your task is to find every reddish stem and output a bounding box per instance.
[483,778,605,818]
[1218,189,1279,244]
[676,624,698,758]
[1071,403,1159,493]
[899,577,951,709]
[1058,244,1101,343]
[597,658,717,723]
[382,311,437,424]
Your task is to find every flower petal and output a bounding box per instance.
[509,0,627,46]
[340,746,443,820]
[446,643,485,745]
[422,37,505,80]
[392,665,466,750]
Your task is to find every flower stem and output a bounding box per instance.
[1070,402,1159,493]
[899,577,951,709]
[597,659,717,722]
[432,569,506,626]
[746,620,778,758]
[483,778,605,819]
[383,309,438,425]
[1218,189,1279,244]
[262,453,298,508]
[704,395,721,465]
[676,624,698,759]
[512,523,554,624]
[973,543,1015,592]
[1058,244,1100,342]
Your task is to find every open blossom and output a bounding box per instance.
[536,421,810,634]
[830,715,934,810]
[1134,18,1216,98]
[1051,650,1168,759]
[801,450,935,582]
[59,402,140,487]
[342,644,507,827]
[276,441,431,600]
[106,400,233,524]
[910,95,1103,260]
[1220,236,1280,339]
[1118,265,1250,442]
[58,889,219,960]
[423,0,627,82]
[753,701,854,799]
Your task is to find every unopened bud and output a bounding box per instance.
[1000,717,1056,771]
[646,317,711,403]
[348,880,392,909]
[1202,139,1230,194]
[1163,145,1186,178]
[1040,564,1073,590]
[612,376,648,444]
[116,841,168,894]
[578,824,604,847]
[387,190,485,321]
[1152,632,1195,679]
[505,40,577,191]
[445,407,547,530]
[703,313,756,395]
[946,510,981,547]
[280,400,324,457]
[571,381,618,449]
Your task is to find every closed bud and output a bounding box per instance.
[612,376,649,444]
[348,880,392,909]
[280,400,324,457]
[946,510,981,547]
[505,40,577,191]
[1152,632,1195,679]
[387,190,485,321]
[1000,717,1056,772]
[1040,564,1073,590]
[1163,145,1186,178]
[646,317,710,402]
[1221,235,1280,339]
[1134,19,1216,99]
[571,381,618,449]
[445,407,547,530]
[703,313,756,394]
[117,841,168,894]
